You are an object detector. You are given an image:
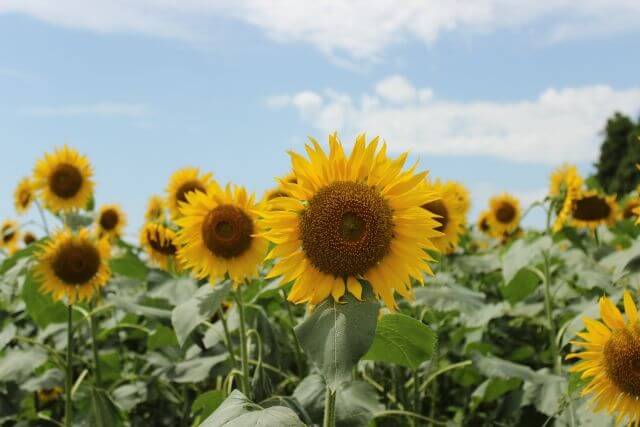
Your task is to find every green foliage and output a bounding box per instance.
[363,313,437,369]
[595,112,640,195]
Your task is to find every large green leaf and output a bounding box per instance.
[295,288,379,390]
[500,268,540,304]
[109,249,148,280]
[0,348,47,382]
[192,390,225,421]
[171,280,232,347]
[164,354,228,383]
[22,270,69,328]
[112,382,147,412]
[200,390,305,427]
[0,324,16,351]
[363,313,436,369]
[147,324,178,350]
[87,388,123,427]
[502,236,551,283]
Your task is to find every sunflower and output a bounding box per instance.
[14,177,35,214]
[176,184,268,283]
[487,194,521,236]
[145,195,165,223]
[96,204,127,239]
[552,170,582,233]
[550,163,583,197]
[571,191,617,230]
[263,173,299,205]
[35,229,111,303]
[23,232,37,246]
[0,220,20,254]
[476,210,492,236]
[567,292,640,425]
[33,146,94,213]
[449,181,471,217]
[261,133,442,309]
[37,387,63,405]
[140,223,180,271]
[421,180,466,254]
[166,167,216,219]
[622,198,640,220]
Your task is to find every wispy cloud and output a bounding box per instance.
[23,102,149,118]
[266,76,640,165]
[1,1,640,60]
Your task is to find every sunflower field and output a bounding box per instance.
[1,136,640,427]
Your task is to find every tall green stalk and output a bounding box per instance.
[65,304,73,427]
[323,386,336,427]
[542,252,560,374]
[234,284,251,397]
[90,301,102,387]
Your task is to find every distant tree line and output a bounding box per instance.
[595,112,640,195]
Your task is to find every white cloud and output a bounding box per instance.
[1,1,640,60]
[23,102,149,118]
[375,75,416,104]
[267,77,640,165]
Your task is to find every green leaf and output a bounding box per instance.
[171,280,232,347]
[335,381,384,427]
[109,250,148,280]
[363,313,436,369]
[165,354,228,383]
[0,348,47,382]
[88,388,123,427]
[60,212,94,230]
[112,382,147,412]
[192,390,225,421]
[0,244,36,275]
[22,270,69,328]
[21,369,63,392]
[147,325,178,350]
[413,275,485,312]
[0,324,16,351]
[502,236,551,283]
[200,390,305,427]
[295,287,379,390]
[500,268,540,304]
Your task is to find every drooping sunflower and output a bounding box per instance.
[421,180,466,254]
[140,223,180,271]
[166,167,216,219]
[33,146,94,213]
[263,173,298,205]
[0,220,20,254]
[552,168,582,233]
[37,387,63,405]
[487,193,521,236]
[571,191,617,230]
[14,177,35,214]
[176,184,268,283]
[35,229,111,303]
[476,210,492,236]
[549,163,583,197]
[96,204,127,239]
[261,133,442,309]
[567,292,640,425]
[145,195,166,223]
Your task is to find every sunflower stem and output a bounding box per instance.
[233,284,251,398]
[89,299,102,387]
[65,303,73,427]
[413,369,421,417]
[323,386,336,427]
[35,200,50,236]
[218,307,237,370]
[542,251,560,374]
[281,289,305,376]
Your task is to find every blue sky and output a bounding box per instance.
[1,2,640,238]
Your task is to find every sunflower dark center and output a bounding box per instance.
[480,218,490,232]
[99,209,119,230]
[201,204,253,259]
[24,233,36,245]
[20,190,31,207]
[176,181,206,204]
[50,164,83,199]
[299,181,393,277]
[496,203,516,224]
[147,228,177,256]
[422,199,448,232]
[52,242,101,285]
[573,195,611,221]
[603,328,640,398]
[2,225,14,243]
